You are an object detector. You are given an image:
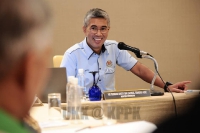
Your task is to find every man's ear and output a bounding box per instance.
[16,51,37,91]
[82,26,86,34]
[15,54,28,90]
[108,27,110,31]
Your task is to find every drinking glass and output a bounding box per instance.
[48,93,61,120]
[88,71,102,101]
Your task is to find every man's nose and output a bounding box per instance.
[95,29,102,35]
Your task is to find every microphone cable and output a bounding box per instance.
[149,55,177,117]
[155,69,178,117]
[118,42,178,117]
[141,53,178,117]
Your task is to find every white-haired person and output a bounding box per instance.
[0,0,52,132]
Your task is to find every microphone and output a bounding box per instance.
[118,42,163,96]
[118,42,152,58]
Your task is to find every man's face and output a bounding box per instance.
[83,18,110,54]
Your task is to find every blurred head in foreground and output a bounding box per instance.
[0,0,52,131]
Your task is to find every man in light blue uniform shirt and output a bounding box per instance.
[61,8,191,93]
[61,38,137,92]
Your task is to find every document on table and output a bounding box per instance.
[40,120,157,133]
[39,120,89,133]
[76,121,157,133]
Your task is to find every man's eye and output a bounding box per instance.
[101,27,107,31]
[91,27,97,30]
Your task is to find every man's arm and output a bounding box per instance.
[130,62,165,88]
[130,62,191,92]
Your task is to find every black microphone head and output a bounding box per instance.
[117,42,142,58]
[118,42,126,50]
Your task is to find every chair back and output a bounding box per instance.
[53,55,63,67]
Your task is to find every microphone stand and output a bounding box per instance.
[142,55,164,96]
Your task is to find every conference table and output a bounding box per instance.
[30,92,200,132]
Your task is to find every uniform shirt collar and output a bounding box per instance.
[83,37,107,59]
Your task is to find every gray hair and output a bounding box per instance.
[0,0,52,80]
[83,8,110,27]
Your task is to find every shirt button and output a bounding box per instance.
[99,68,101,70]
[99,79,101,81]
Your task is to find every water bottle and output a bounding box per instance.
[67,77,81,124]
[77,69,88,101]
[66,76,75,120]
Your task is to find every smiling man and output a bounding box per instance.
[83,17,109,54]
[60,8,190,96]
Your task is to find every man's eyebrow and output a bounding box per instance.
[90,25,97,27]
[90,25,108,28]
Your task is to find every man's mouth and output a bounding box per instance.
[93,38,102,43]
[94,38,102,41]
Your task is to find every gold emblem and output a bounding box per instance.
[106,60,112,67]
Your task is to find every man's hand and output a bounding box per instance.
[168,81,191,93]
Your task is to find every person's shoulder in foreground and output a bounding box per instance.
[0,0,52,132]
